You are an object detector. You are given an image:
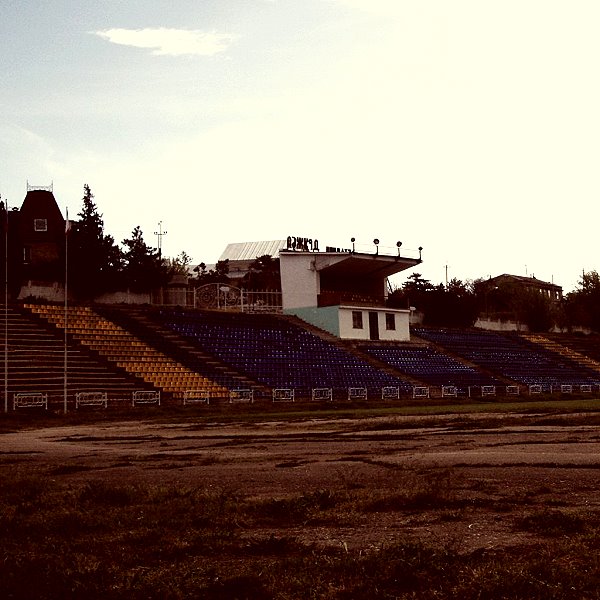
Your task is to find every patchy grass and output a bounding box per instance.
[1,463,599,599]
[250,489,342,525]
[3,406,600,598]
[363,467,456,511]
[515,509,589,537]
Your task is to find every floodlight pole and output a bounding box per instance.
[154,221,167,259]
[64,207,68,414]
[3,197,8,414]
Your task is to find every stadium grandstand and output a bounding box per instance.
[0,186,599,412]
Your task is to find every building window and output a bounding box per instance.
[352,311,363,329]
[34,218,47,232]
[385,313,396,330]
[23,246,31,264]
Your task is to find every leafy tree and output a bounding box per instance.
[518,287,555,332]
[165,251,193,278]
[68,184,123,298]
[403,272,434,295]
[193,259,230,286]
[242,255,281,290]
[387,273,434,310]
[388,274,477,326]
[425,279,479,328]
[389,274,562,328]
[565,270,600,332]
[121,226,169,293]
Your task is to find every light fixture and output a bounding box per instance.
[418,246,423,261]
[396,241,402,257]
[373,238,379,256]
[350,237,356,253]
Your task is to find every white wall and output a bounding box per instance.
[287,306,409,341]
[339,306,410,341]
[18,282,155,305]
[18,282,65,302]
[95,290,151,304]
[279,253,319,309]
[475,318,529,332]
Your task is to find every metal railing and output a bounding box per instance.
[151,284,282,313]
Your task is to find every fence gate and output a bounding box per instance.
[481,385,496,397]
[229,389,254,403]
[194,284,242,310]
[132,390,161,406]
[183,390,210,405]
[311,388,333,402]
[348,387,367,401]
[14,393,48,410]
[273,389,294,403]
[76,391,108,408]
[381,386,400,400]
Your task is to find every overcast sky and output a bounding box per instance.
[2,0,599,293]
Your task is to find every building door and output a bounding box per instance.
[368,312,380,341]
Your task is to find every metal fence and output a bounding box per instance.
[151,284,282,313]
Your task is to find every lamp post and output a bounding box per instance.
[373,238,379,256]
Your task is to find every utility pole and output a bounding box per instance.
[154,221,167,259]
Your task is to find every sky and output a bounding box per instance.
[1,0,599,293]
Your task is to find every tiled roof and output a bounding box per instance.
[490,274,562,290]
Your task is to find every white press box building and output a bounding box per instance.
[219,236,423,342]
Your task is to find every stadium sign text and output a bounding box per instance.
[286,236,319,252]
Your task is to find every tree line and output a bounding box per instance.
[67,184,170,299]
[71,185,600,332]
[68,185,278,299]
[388,272,600,333]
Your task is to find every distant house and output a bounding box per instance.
[0,184,67,301]
[488,274,562,302]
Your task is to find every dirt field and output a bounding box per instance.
[2,410,600,557]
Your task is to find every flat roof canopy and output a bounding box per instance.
[281,250,422,279]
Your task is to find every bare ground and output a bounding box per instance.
[2,410,599,555]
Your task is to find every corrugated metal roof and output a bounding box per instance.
[219,240,287,262]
